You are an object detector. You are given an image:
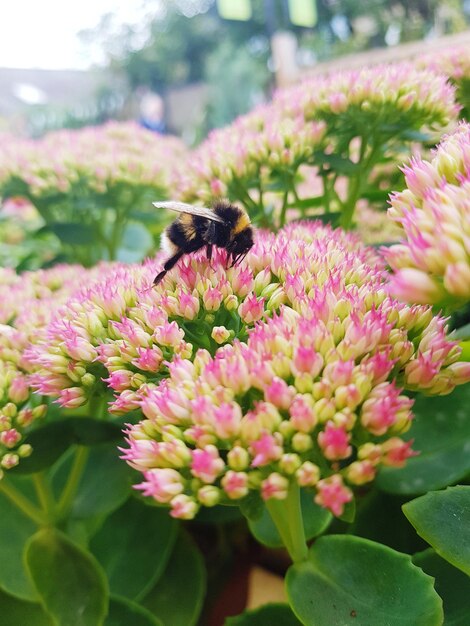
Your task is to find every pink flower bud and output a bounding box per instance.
[315,474,353,517]
[296,461,320,486]
[191,445,225,483]
[178,292,200,320]
[135,468,185,503]
[381,438,418,467]
[289,394,317,433]
[58,387,86,408]
[8,376,29,404]
[0,428,21,448]
[346,460,376,485]
[261,472,289,500]
[444,262,470,298]
[389,269,444,305]
[317,421,352,460]
[292,346,323,376]
[170,494,199,519]
[213,402,242,439]
[197,485,221,506]
[221,470,249,499]
[211,326,232,345]
[250,432,283,467]
[264,377,295,409]
[238,293,265,324]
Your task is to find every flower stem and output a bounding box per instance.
[56,446,89,520]
[0,479,48,525]
[279,190,289,228]
[32,473,56,519]
[286,481,309,562]
[266,481,308,563]
[340,136,385,230]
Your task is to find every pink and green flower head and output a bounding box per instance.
[122,261,470,520]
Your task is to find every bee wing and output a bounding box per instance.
[152,201,225,224]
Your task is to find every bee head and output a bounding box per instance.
[227,227,254,267]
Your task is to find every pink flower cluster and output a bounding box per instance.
[0,264,98,472]
[0,121,187,198]
[386,123,470,306]
[176,62,457,216]
[274,63,458,126]
[28,222,378,413]
[120,224,470,520]
[416,44,470,85]
[177,105,326,203]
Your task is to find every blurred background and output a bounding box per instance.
[1,0,470,144]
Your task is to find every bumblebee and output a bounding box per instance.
[152,200,254,285]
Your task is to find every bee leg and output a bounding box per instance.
[206,244,213,263]
[153,250,184,285]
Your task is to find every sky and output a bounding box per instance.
[0,0,147,70]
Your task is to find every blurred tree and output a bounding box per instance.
[88,0,270,93]
[203,38,269,129]
[82,0,469,134]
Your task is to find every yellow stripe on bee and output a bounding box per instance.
[232,212,251,235]
[179,214,197,239]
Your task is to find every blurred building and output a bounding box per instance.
[0,67,126,136]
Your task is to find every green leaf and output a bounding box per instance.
[143,529,206,626]
[249,491,331,548]
[451,322,470,341]
[350,490,425,555]
[49,222,96,245]
[399,129,432,142]
[52,444,133,519]
[414,550,470,626]
[239,491,264,521]
[337,497,355,523]
[307,211,342,227]
[117,222,154,263]
[68,418,123,445]
[313,152,359,175]
[377,383,470,494]
[195,504,244,525]
[90,497,177,600]
[10,418,122,475]
[286,535,443,626]
[105,595,163,626]
[360,188,390,203]
[0,477,39,600]
[287,196,325,210]
[0,588,53,626]
[225,603,301,625]
[459,340,470,361]
[10,422,72,475]
[25,527,109,626]
[403,486,470,576]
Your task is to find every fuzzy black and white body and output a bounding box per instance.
[152,200,254,285]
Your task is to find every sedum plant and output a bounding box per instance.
[1,222,470,625]
[0,122,188,265]
[416,45,470,120]
[177,63,458,230]
[386,122,470,310]
[1,52,470,626]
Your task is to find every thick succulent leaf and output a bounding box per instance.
[403,486,470,576]
[90,497,177,600]
[25,527,109,626]
[286,535,443,625]
[142,529,206,626]
[414,549,470,626]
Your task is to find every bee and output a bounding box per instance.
[152,200,254,285]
